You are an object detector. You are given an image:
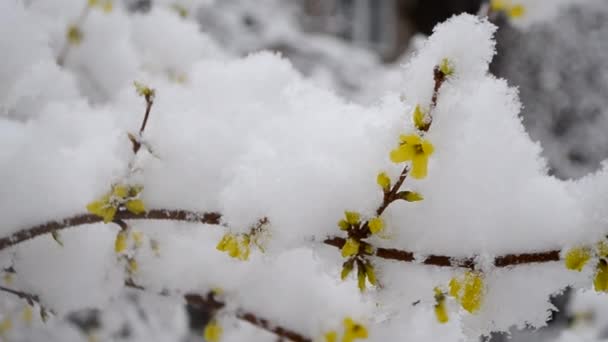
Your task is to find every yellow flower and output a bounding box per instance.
[342,317,368,342]
[216,233,251,261]
[115,230,128,253]
[86,184,146,223]
[490,0,525,19]
[439,58,454,76]
[459,272,484,313]
[67,25,83,45]
[127,258,138,274]
[134,81,155,98]
[357,265,366,292]
[341,238,360,258]
[413,105,430,131]
[341,259,355,280]
[363,261,377,286]
[324,331,338,342]
[565,247,591,272]
[368,217,384,235]
[0,318,12,335]
[376,172,391,191]
[203,320,222,342]
[344,211,361,225]
[595,260,608,292]
[449,272,484,313]
[398,191,423,202]
[390,134,434,179]
[434,287,449,323]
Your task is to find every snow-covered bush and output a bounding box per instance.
[1,0,608,341]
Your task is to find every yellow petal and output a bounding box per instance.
[216,234,232,252]
[203,320,222,342]
[490,0,507,11]
[565,247,591,272]
[368,217,384,234]
[399,134,422,145]
[343,317,368,340]
[410,154,429,179]
[460,272,484,313]
[595,260,608,292]
[421,140,434,155]
[376,172,391,191]
[128,258,138,274]
[434,287,449,323]
[324,331,337,342]
[341,238,360,258]
[115,230,128,253]
[102,207,117,223]
[357,266,366,292]
[599,241,608,259]
[0,318,12,335]
[22,306,33,324]
[413,105,430,131]
[341,260,354,280]
[390,145,414,163]
[508,4,525,18]
[86,199,107,217]
[344,211,360,225]
[112,185,129,199]
[67,25,83,45]
[439,58,454,76]
[449,277,461,298]
[364,262,377,285]
[338,219,350,231]
[125,199,146,215]
[132,231,144,248]
[399,191,424,202]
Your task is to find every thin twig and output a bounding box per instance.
[0,210,221,251]
[56,4,91,66]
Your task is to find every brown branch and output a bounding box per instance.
[0,210,221,251]
[2,210,563,268]
[125,280,311,341]
[323,236,559,268]
[0,285,41,306]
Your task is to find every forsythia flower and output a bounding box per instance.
[342,317,368,342]
[341,259,355,280]
[490,0,525,18]
[203,320,222,342]
[434,287,449,323]
[115,230,128,253]
[367,217,384,234]
[413,105,430,132]
[449,272,484,313]
[216,233,251,261]
[338,211,361,230]
[341,238,360,258]
[0,318,11,335]
[390,134,434,179]
[595,259,608,292]
[323,318,368,342]
[87,185,145,223]
[376,172,391,191]
[67,25,83,45]
[564,247,591,272]
[439,58,454,76]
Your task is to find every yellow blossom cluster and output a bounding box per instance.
[86,184,146,223]
[324,317,368,342]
